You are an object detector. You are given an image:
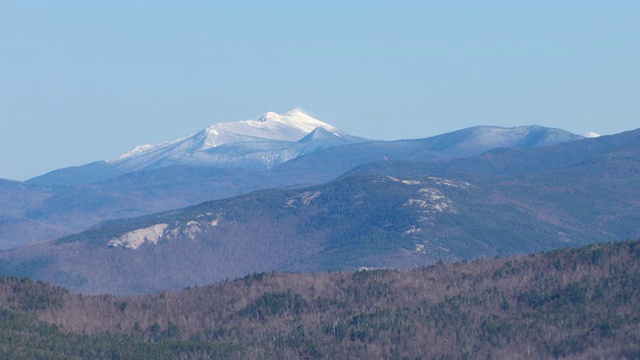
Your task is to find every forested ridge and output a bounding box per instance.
[4,129,639,296]
[1,239,639,359]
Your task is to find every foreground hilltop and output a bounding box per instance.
[0,239,638,359]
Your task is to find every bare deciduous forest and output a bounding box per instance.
[0,240,639,359]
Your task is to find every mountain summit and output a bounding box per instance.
[238,109,339,138]
[110,109,365,171]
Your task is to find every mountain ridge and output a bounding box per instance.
[109,109,364,172]
[1,127,636,295]
[0,119,587,250]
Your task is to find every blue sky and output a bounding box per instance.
[1,1,638,180]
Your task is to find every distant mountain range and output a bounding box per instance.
[2,113,636,295]
[0,110,583,250]
[25,109,366,187]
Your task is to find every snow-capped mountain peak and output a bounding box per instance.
[110,110,363,172]
[584,131,601,138]
[209,109,338,141]
[113,144,155,161]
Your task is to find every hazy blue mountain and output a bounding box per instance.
[270,125,584,184]
[0,128,635,295]
[0,180,71,247]
[3,110,367,248]
[26,161,123,187]
[26,110,367,186]
[0,116,584,250]
[343,128,640,179]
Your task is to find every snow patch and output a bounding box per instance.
[301,191,321,205]
[181,221,202,239]
[287,191,322,207]
[427,177,471,188]
[357,266,388,271]
[584,131,601,138]
[405,188,456,214]
[403,226,422,235]
[108,224,168,250]
[412,240,450,255]
[107,215,223,249]
[387,176,422,185]
[113,144,155,161]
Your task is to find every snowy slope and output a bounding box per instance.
[110,109,366,171]
[413,125,584,153]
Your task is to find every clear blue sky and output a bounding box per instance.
[1,1,638,180]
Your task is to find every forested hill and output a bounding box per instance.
[1,239,639,359]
